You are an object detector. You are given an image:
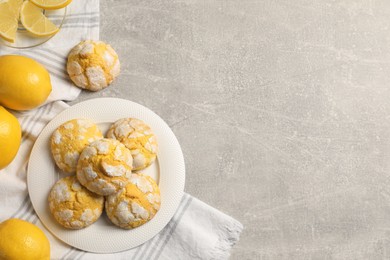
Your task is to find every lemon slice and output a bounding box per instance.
[0,12,18,43]
[30,0,71,10]
[0,0,22,43]
[7,0,23,13]
[20,1,59,37]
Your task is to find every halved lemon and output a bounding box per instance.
[0,0,22,43]
[30,0,71,10]
[20,1,59,37]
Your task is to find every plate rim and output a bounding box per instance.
[27,97,186,253]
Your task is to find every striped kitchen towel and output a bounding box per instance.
[0,0,100,104]
[1,101,243,259]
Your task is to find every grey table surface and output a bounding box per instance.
[70,0,390,259]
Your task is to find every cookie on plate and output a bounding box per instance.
[51,119,103,173]
[48,176,104,229]
[76,138,133,196]
[106,118,158,171]
[105,174,160,229]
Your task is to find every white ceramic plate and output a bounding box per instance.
[27,98,185,253]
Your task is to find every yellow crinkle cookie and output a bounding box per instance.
[107,118,158,171]
[106,174,160,229]
[51,119,103,173]
[67,40,120,91]
[48,176,104,229]
[76,138,133,196]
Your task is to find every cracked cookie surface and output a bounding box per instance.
[67,40,120,91]
[105,174,160,229]
[51,119,103,173]
[76,138,133,196]
[48,176,104,229]
[107,118,158,171]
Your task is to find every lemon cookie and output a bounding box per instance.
[106,118,158,171]
[51,119,103,173]
[105,174,160,229]
[76,138,133,196]
[48,176,104,229]
[67,40,120,91]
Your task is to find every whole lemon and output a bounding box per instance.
[0,106,21,170]
[0,55,52,111]
[0,218,50,260]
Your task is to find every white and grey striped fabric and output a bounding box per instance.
[0,0,100,104]
[0,1,243,259]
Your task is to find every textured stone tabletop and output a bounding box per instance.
[71,0,390,259]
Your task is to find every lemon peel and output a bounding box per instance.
[0,218,50,260]
[0,106,21,170]
[30,0,72,10]
[0,55,52,111]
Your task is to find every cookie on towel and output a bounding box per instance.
[76,138,133,196]
[105,174,160,229]
[51,118,103,173]
[48,176,104,229]
[106,118,158,171]
[67,40,120,91]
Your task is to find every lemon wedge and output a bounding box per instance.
[20,1,59,37]
[30,0,72,10]
[0,0,22,43]
[7,0,23,13]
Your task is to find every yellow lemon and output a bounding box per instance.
[0,106,21,170]
[20,1,59,37]
[0,55,52,111]
[30,0,72,10]
[0,218,50,260]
